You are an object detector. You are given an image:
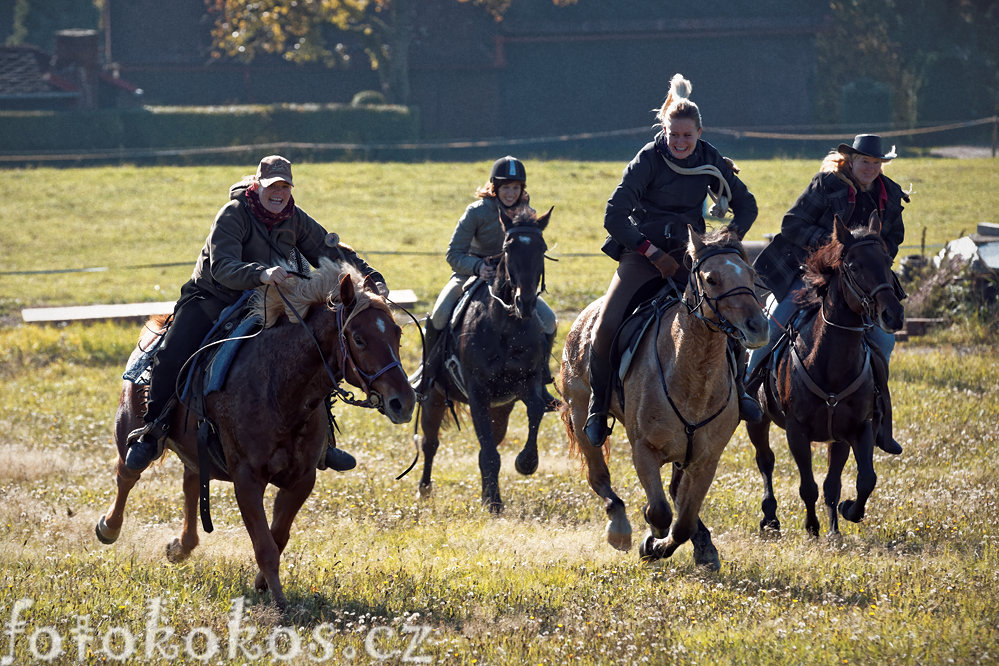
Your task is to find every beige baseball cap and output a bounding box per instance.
[256,155,294,187]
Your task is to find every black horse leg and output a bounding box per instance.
[824,441,850,534]
[840,422,878,523]
[786,424,820,537]
[746,418,781,536]
[467,386,503,513]
[417,388,447,499]
[515,387,545,476]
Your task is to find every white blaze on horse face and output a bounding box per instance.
[376,317,387,334]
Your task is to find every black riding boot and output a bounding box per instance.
[870,349,902,455]
[541,330,560,412]
[583,350,613,447]
[322,438,357,472]
[124,411,171,471]
[730,339,763,423]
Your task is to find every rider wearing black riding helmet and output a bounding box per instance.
[412,156,558,405]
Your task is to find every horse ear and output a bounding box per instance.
[339,272,356,308]
[362,273,379,295]
[499,208,512,231]
[832,215,851,245]
[535,205,553,231]
[687,224,705,255]
[868,210,882,235]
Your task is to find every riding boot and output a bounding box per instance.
[541,331,560,412]
[870,349,902,455]
[322,445,357,472]
[124,413,171,471]
[583,350,613,447]
[730,339,763,423]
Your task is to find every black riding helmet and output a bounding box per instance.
[490,155,526,184]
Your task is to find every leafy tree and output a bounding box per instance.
[816,0,999,126]
[205,0,576,105]
[5,0,101,49]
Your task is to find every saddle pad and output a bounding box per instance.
[614,287,682,383]
[204,315,262,395]
[122,340,158,385]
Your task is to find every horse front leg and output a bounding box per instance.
[514,385,546,476]
[824,442,850,535]
[96,388,146,545]
[840,422,877,523]
[746,418,781,536]
[669,467,720,571]
[165,465,201,562]
[632,441,675,562]
[417,388,447,500]
[467,386,503,513]
[232,472,288,610]
[786,423,820,537]
[251,471,317,600]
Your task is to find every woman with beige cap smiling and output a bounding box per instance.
[748,134,909,454]
[124,155,387,473]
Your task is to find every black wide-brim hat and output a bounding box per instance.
[837,134,897,160]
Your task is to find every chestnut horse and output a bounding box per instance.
[561,228,768,568]
[746,215,904,537]
[96,260,415,609]
[417,207,555,513]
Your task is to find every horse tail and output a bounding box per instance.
[557,374,580,458]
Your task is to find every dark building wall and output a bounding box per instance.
[102,0,823,141]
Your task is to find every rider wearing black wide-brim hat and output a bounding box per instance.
[748,134,910,454]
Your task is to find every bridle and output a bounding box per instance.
[486,224,551,315]
[834,237,895,327]
[683,246,761,342]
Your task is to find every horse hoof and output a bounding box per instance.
[254,571,268,593]
[759,520,781,539]
[165,538,191,564]
[417,483,433,500]
[606,525,632,552]
[95,517,119,545]
[838,500,864,523]
[638,533,658,561]
[514,450,538,476]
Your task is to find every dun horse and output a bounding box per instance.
[561,227,768,568]
[96,261,415,609]
[746,215,904,537]
[417,207,555,513]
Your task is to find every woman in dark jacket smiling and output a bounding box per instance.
[583,73,759,448]
[748,134,909,454]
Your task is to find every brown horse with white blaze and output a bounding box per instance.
[561,227,768,568]
[96,260,415,610]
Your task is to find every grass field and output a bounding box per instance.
[1,158,998,664]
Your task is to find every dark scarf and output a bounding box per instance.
[246,182,295,230]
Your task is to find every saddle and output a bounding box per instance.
[426,277,486,400]
[610,283,683,407]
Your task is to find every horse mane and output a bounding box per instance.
[690,225,747,263]
[247,257,375,328]
[797,225,881,306]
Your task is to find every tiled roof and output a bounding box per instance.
[0,46,67,96]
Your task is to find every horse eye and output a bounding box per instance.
[705,273,717,286]
[351,333,366,349]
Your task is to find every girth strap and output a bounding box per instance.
[790,341,871,441]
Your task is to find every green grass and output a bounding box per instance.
[2,159,998,664]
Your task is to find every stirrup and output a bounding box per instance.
[583,412,609,448]
[124,422,167,471]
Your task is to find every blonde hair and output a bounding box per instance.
[655,73,702,129]
[819,149,886,180]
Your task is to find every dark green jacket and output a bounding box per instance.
[190,191,384,304]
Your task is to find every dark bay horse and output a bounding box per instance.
[96,260,415,609]
[417,207,555,513]
[561,227,768,568]
[746,215,905,537]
